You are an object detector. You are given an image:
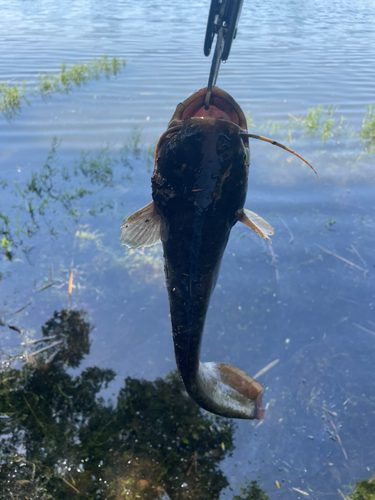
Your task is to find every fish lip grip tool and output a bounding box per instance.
[203,0,244,109]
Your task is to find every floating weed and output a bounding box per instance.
[359,104,375,154]
[255,105,353,150]
[0,235,12,261]
[37,55,125,96]
[303,105,324,135]
[0,211,13,261]
[0,81,28,121]
[0,55,126,121]
[320,105,337,143]
[325,217,337,229]
[301,104,341,143]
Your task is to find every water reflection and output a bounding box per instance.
[2,309,373,499]
[1,308,264,500]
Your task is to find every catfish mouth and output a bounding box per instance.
[169,86,248,131]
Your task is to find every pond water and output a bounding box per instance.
[1,1,375,499]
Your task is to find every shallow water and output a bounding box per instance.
[1,1,375,499]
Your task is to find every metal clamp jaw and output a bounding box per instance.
[203,0,244,109]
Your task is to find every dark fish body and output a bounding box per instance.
[152,118,250,414]
[121,87,286,419]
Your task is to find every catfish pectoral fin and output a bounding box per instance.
[199,362,264,419]
[236,208,274,242]
[121,201,161,249]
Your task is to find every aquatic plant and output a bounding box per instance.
[0,81,28,121]
[0,55,126,121]
[256,104,350,147]
[319,106,338,143]
[0,132,148,261]
[37,55,125,96]
[359,104,375,154]
[303,105,324,135]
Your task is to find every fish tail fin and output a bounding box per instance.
[199,362,264,419]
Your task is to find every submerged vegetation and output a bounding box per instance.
[254,104,347,144]
[359,104,375,154]
[0,55,126,121]
[0,131,149,261]
[248,103,375,154]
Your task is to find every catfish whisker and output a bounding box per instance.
[242,133,319,181]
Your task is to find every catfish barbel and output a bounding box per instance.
[121,87,317,419]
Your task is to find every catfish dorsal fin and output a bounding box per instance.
[236,209,275,242]
[121,201,161,249]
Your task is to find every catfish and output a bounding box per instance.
[121,87,317,419]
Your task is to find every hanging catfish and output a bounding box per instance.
[121,87,317,419]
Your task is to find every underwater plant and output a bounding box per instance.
[0,55,126,121]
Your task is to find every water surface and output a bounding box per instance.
[1,1,375,499]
